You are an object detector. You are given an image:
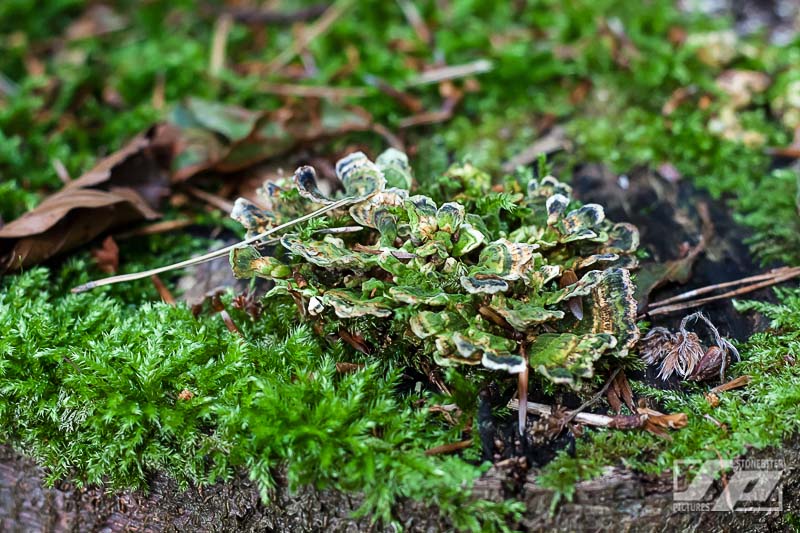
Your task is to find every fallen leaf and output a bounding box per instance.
[335,362,365,373]
[710,374,751,393]
[634,238,705,312]
[0,125,176,272]
[65,4,127,41]
[640,408,688,438]
[91,235,119,274]
[171,97,373,181]
[177,389,194,401]
[606,371,636,413]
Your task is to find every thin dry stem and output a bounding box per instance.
[71,196,352,292]
[644,267,800,317]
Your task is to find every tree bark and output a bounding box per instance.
[1,439,797,532]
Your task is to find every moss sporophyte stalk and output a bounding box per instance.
[229,149,641,428]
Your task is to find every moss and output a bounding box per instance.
[0,266,523,530]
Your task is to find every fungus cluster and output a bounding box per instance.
[230,150,640,389]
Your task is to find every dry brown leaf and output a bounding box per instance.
[642,410,688,438]
[338,328,370,354]
[91,235,119,274]
[0,125,176,272]
[634,237,706,312]
[710,375,752,393]
[335,362,365,374]
[177,388,194,401]
[170,98,373,182]
[150,274,176,305]
[606,371,636,413]
[65,4,126,41]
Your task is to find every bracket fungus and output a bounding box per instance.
[229,149,641,431]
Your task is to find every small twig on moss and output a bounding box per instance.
[183,185,235,213]
[562,367,622,426]
[209,14,232,77]
[150,275,175,305]
[264,0,353,74]
[507,398,614,427]
[258,82,368,99]
[644,266,800,317]
[703,413,726,430]
[710,375,751,393]
[424,439,473,456]
[72,196,351,292]
[405,59,493,87]
[508,398,688,437]
[647,266,800,308]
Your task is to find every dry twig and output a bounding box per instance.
[265,0,353,74]
[425,439,473,456]
[644,267,800,317]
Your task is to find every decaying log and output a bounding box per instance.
[1,438,798,532]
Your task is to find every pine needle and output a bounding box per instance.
[71,197,352,293]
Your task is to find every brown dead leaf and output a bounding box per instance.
[338,328,370,354]
[171,97,373,182]
[641,409,688,438]
[177,388,194,401]
[608,407,688,438]
[606,371,636,413]
[662,86,695,116]
[65,5,126,41]
[91,235,119,274]
[0,125,176,272]
[335,362,365,374]
[633,237,706,312]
